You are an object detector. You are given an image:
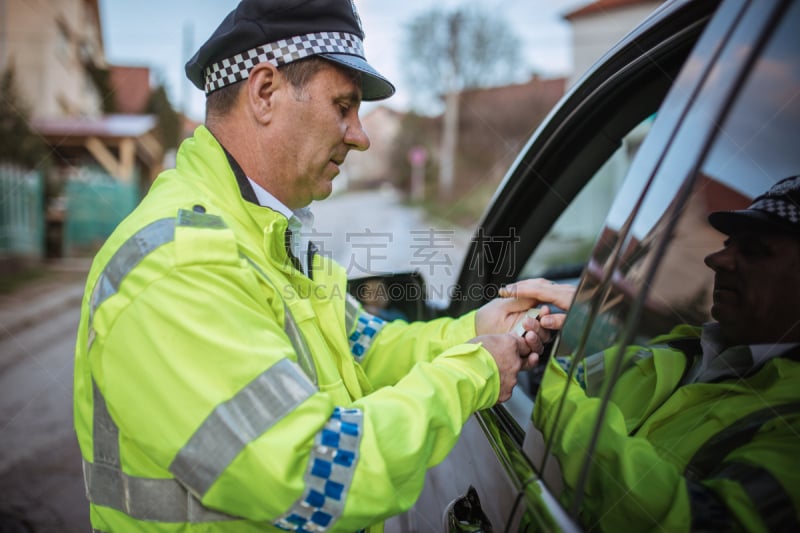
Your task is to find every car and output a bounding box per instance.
[351,0,800,530]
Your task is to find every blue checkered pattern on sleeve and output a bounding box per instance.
[274,407,364,532]
[348,312,386,362]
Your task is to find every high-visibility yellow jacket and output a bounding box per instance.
[533,326,800,532]
[73,126,501,532]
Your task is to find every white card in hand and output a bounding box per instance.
[513,308,541,336]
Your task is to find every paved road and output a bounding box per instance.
[0,307,88,532]
[313,188,473,306]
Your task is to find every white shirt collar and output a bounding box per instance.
[247,177,293,219]
[246,177,315,276]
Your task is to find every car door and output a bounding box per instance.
[394,0,798,531]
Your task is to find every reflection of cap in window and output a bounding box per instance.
[708,175,800,236]
[184,0,395,101]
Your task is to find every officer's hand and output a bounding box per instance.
[499,278,576,331]
[475,294,551,353]
[470,333,538,403]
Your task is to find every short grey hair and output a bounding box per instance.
[205,57,360,120]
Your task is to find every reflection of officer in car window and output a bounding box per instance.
[507,175,800,532]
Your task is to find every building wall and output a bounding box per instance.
[0,0,104,118]
[567,2,661,87]
[544,1,663,260]
[458,76,566,187]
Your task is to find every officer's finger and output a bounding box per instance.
[521,329,544,355]
[510,331,532,357]
[520,352,540,371]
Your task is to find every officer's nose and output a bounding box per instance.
[704,245,734,272]
[345,117,370,152]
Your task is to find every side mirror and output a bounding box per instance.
[347,272,439,322]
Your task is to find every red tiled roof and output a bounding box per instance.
[564,0,660,20]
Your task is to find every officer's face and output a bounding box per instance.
[275,63,370,208]
[704,231,800,346]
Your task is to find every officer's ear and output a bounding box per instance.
[247,62,282,125]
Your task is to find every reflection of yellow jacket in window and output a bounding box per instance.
[73,126,502,532]
[534,326,800,532]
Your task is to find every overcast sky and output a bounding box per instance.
[99,0,588,121]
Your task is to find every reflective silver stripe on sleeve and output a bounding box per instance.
[583,347,654,397]
[89,211,226,327]
[88,218,176,340]
[348,309,386,362]
[345,293,360,334]
[170,358,316,498]
[83,459,234,523]
[86,380,234,522]
[686,401,800,479]
[87,211,229,351]
[274,407,363,532]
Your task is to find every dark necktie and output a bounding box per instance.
[284,226,303,274]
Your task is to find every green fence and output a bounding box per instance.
[0,163,44,257]
[64,169,140,255]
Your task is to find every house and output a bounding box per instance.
[531,0,665,260]
[565,0,664,87]
[0,0,106,118]
[0,0,167,260]
[431,74,567,224]
[338,74,566,225]
[457,75,566,189]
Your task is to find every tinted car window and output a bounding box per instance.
[518,117,652,283]
[552,0,799,522]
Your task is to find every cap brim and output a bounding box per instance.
[708,209,800,235]
[321,53,395,101]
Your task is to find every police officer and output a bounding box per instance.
[73,1,554,531]
[504,175,800,531]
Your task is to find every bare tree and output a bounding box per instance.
[401,6,522,200]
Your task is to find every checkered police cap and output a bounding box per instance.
[185,0,395,101]
[709,175,800,235]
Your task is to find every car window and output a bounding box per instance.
[512,117,654,412]
[518,116,653,283]
[555,0,800,522]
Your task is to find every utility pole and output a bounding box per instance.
[437,11,463,202]
[438,89,459,202]
[181,20,193,117]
